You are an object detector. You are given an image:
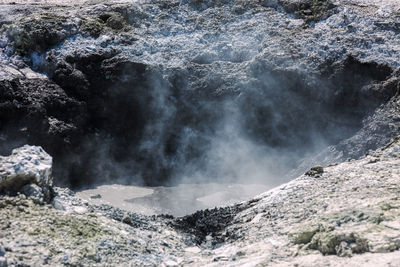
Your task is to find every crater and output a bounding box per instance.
[0,2,398,217]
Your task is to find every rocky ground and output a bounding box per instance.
[0,134,399,266]
[1,0,400,266]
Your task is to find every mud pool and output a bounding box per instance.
[76,183,270,216]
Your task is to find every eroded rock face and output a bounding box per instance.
[1,0,400,188]
[0,145,52,202]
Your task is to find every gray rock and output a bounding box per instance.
[52,196,67,211]
[0,145,52,197]
[90,194,102,199]
[21,183,47,204]
[0,246,6,267]
[0,244,5,257]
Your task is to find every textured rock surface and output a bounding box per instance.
[0,145,52,199]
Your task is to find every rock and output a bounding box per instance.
[121,213,132,224]
[21,183,49,204]
[0,145,52,198]
[278,0,336,22]
[5,12,76,56]
[0,246,6,267]
[291,224,319,244]
[104,13,126,30]
[163,260,178,266]
[0,245,5,257]
[52,196,67,210]
[305,165,324,177]
[73,206,88,214]
[0,77,85,188]
[80,18,105,37]
[309,232,369,256]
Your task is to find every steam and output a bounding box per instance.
[72,58,370,191]
[176,100,293,187]
[75,70,345,215]
[122,58,376,189]
[22,3,389,203]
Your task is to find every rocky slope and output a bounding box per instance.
[0,0,400,266]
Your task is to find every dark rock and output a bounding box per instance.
[52,61,90,100]
[80,18,104,37]
[306,166,324,177]
[0,244,5,257]
[279,0,336,23]
[105,14,126,30]
[0,78,85,153]
[90,194,102,199]
[6,13,76,56]
[172,204,246,244]
[122,213,132,224]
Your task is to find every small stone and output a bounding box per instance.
[122,213,132,224]
[73,206,88,214]
[90,194,102,199]
[52,197,66,210]
[292,227,319,244]
[305,166,324,177]
[0,245,5,257]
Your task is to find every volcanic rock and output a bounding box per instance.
[0,145,52,200]
[305,165,324,177]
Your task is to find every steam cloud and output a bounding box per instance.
[81,58,378,189]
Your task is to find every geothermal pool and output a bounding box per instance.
[76,183,270,217]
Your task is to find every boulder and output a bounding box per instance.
[0,145,52,201]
